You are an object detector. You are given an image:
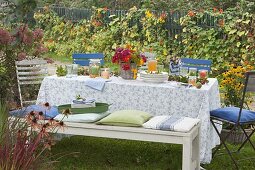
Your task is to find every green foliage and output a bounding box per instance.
[172,8,255,76]
[56,65,67,76]
[1,0,37,26]
[35,7,170,64]
[37,0,255,12]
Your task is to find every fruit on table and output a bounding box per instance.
[199,70,207,78]
[196,82,202,89]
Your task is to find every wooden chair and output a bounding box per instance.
[72,53,104,66]
[180,58,212,71]
[15,59,48,107]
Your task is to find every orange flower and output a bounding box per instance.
[219,8,223,14]
[213,7,218,13]
[125,44,132,49]
[188,10,195,17]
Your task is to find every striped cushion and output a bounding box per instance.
[143,115,200,132]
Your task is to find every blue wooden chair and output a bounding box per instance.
[72,53,104,66]
[180,58,212,71]
[210,71,255,169]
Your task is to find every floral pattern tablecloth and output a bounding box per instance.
[37,75,221,163]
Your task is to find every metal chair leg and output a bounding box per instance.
[237,126,255,152]
[211,119,239,169]
[211,119,236,157]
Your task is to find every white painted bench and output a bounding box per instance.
[57,122,201,170]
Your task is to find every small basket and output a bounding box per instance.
[58,102,110,114]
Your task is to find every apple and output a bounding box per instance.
[199,70,207,78]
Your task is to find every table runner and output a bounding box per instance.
[37,75,221,163]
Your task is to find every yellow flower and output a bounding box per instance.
[145,10,153,18]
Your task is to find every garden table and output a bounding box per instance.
[36,75,221,163]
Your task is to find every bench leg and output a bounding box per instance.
[182,128,200,170]
[183,138,192,170]
[192,131,200,170]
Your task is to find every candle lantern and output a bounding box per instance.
[89,59,101,78]
[101,68,110,79]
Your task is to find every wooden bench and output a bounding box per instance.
[57,122,201,170]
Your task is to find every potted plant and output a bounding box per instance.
[219,64,254,144]
[112,45,146,79]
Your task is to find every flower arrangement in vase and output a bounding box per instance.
[112,45,146,79]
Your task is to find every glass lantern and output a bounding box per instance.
[66,65,73,78]
[189,68,197,77]
[89,59,101,78]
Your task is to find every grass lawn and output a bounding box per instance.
[50,135,255,170]
[44,52,72,63]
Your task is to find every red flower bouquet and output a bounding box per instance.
[112,47,146,70]
[112,46,146,79]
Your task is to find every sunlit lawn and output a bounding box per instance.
[50,135,255,170]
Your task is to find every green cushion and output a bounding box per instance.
[97,110,152,127]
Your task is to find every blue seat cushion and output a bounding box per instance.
[210,107,255,124]
[9,105,59,119]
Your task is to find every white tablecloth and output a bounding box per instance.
[37,76,221,163]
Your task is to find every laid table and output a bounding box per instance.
[36,75,221,163]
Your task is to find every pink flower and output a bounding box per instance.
[33,44,48,56]
[22,33,33,45]
[17,25,34,45]
[0,28,12,45]
[17,52,27,61]
[33,28,44,40]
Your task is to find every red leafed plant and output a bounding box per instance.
[0,102,66,170]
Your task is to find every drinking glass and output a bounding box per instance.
[188,76,197,86]
[189,68,197,77]
[101,68,110,79]
[72,64,79,77]
[148,60,157,72]
[157,65,164,73]
[66,65,73,78]
[179,66,189,76]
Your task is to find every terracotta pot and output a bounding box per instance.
[220,128,253,144]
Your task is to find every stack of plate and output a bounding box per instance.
[140,71,168,83]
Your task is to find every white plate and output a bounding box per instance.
[141,77,168,83]
[140,71,168,79]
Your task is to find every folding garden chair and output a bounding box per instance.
[210,71,255,169]
[72,53,104,66]
[180,58,212,71]
[16,59,48,107]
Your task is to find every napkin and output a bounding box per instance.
[84,78,111,91]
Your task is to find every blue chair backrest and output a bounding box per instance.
[181,58,212,71]
[72,53,104,66]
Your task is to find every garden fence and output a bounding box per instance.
[37,6,217,37]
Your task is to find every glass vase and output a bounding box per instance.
[119,63,137,80]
